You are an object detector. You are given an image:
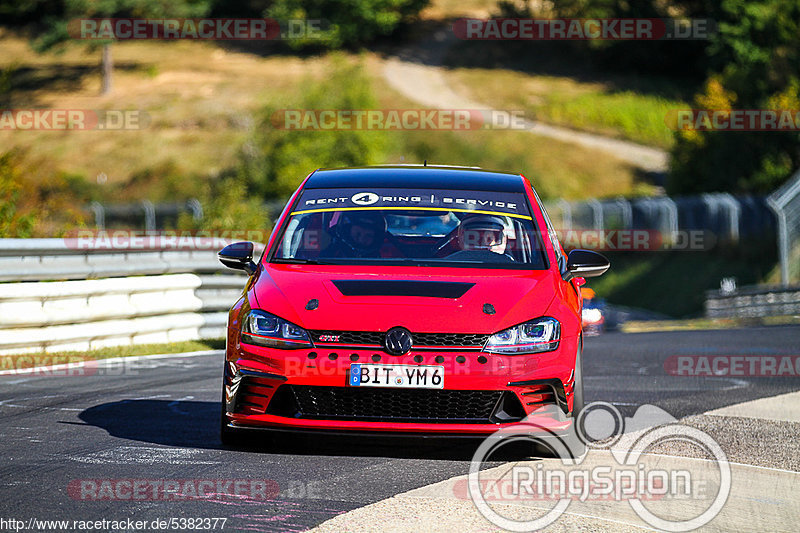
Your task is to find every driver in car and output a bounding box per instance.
[458,215,508,254]
[322,211,403,258]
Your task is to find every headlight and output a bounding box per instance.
[582,308,603,324]
[484,317,560,354]
[241,310,312,349]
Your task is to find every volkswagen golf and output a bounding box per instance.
[218,165,609,445]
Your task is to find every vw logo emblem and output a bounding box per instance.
[384,327,413,355]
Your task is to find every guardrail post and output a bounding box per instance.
[142,200,156,232]
[557,199,572,230]
[587,198,603,231]
[186,198,204,222]
[90,201,105,230]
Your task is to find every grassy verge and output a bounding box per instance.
[447,68,686,149]
[368,56,649,200]
[1,30,646,209]
[0,339,226,370]
[585,246,777,318]
[622,315,800,333]
[0,34,330,194]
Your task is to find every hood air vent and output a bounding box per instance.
[332,280,474,298]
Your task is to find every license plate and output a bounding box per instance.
[349,364,444,389]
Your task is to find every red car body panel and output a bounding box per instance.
[222,167,588,437]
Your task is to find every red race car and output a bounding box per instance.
[218,166,609,445]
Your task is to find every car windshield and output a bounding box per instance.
[272,187,548,268]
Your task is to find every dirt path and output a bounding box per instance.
[381,32,668,173]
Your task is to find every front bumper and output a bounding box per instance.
[223,334,579,436]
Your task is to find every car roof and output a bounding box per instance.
[305,166,526,193]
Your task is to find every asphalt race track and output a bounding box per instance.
[1,325,799,532]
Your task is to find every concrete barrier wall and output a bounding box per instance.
[705,285,800,318]
[0,239,256,354]
[0,273,245,354]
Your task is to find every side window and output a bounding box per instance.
[280,218,301,258]
[530,188,567,273]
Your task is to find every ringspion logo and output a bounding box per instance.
[468,403,731,531]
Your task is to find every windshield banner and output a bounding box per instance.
[294,188,531,219]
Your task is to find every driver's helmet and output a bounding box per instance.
[457,215,507,252]
[335,211,388,254]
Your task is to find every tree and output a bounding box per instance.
[668,0,800,194]
[32,0,211,95]
[266,0,430,49]
[239,57,389,198]
[0,151,35,238]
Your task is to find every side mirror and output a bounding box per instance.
[218,241,257,275]
[564,249,610,281]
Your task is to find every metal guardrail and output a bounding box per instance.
[767,169,800,286]
[547,193,774,243]
[0,238,262,354]
[705,284,800,318]
[0,238,263,282]
[85,199,287,231]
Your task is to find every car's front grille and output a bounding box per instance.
[311,330,384,346]
[267,385,522,424]
[309,330,490,349]
[413,333,490,347]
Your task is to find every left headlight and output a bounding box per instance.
[241,310,312,349]
[483,317,560,354]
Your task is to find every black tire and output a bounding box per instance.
[566,343,587,458]
[572,341,585,419]
[220,392,245,447]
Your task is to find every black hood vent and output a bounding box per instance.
[332,280,474,298]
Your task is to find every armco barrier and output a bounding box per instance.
[0,238,228,282]
[705,284,800,318]
[0,238,260,354]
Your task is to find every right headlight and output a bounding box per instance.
[241,309,312,349]
[483,317,560,354]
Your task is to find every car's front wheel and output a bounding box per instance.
[565,343,587,457]
[572,341,585,418]
[220,390,245,447]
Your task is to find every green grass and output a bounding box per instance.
[385,129,649,200]
[622,315,800,333]
[448,69,686,149]
[586,246,778,318]
[370,63,650,200]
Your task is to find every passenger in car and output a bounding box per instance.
[321,211,403,258]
